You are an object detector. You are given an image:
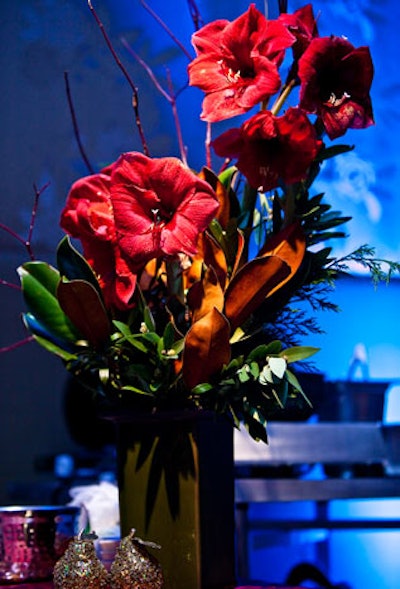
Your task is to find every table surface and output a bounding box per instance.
[0,582,301,589]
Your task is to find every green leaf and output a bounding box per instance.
[162,321,175,351]
[192,382,214,394]
[280,346,320,363]
[112,320,132,337]
[316,144,354,162]
[143,305,156,332]
[238,366,251,383]
[218,165,238,189]
[121,385,155,396]
[21,261,60,296]
[124,335,153,354]
[31,334,78,361]
[18,262,80,342]
[247,340,282,363]
[286,369,313,407]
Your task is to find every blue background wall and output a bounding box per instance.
[1,1,399,587]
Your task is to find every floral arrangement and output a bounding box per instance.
[3,1,399,443]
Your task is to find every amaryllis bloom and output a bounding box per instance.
[279,3,319,60]
[212,107,322,192]
[60,171,137,311]
[109,152,220,270]
[298,36,374,139]
[188,4,295,122]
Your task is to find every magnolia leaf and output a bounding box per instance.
[21,261,60,296]
[57,279,111,348]
[218,165,238,190]
[260,220,306,269]
[229,227,245,278]
[199,167,231,229]
[182,307,231,390]
[56,236,102,296]
[268,356,287,379]
[22,313,77,359]
[253,221,307,318]
[31,334,78,361]
[224,255,291,330]
[279,346,320,363]
[18,262,80,342]
[187,266,225,323]
[201,232,228,289]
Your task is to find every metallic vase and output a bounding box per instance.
[0,505,80,583]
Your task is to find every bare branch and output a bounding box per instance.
[187,0,204,31]
[64,71,95,175]
[87,0,150,156]
[121,39,171,102]
[122,39,188,165]
[0,337,35,354]
[166,69,187,166]
[140,0,193,60]
[0,279,21,291]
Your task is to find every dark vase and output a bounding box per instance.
[107,409,237,589]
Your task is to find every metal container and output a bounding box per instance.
[0,505,80,583]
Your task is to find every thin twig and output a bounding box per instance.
[121,40,170,101]
[166,69,187,166]
[187,0,204,31]
[0,279,21,291]
[139,0,193,60]
[27,183,49,260]
[0,222,26,247]
[278,0,288,14]
[0,182,49,261]
[0,337,35,354]
[64,71,95,175]
[122,39,188,165]
[87,0,149,156]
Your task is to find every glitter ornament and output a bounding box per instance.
[53,531,109,589]
[109,529,164,588]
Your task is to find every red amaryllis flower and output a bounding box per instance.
[110,152,220,270]
[279,3,319,60]
[188,4,294,122]
[212,107,322,191]
[298,36,374,139]
[60,171,137,311]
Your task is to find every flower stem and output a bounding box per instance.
[270,77,297,116]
